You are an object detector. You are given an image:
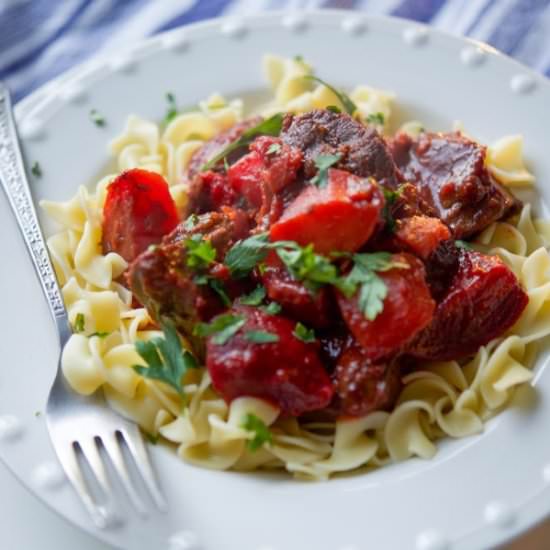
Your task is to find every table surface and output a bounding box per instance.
[2,462,549,550]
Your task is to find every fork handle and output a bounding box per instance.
[0,84,70,343]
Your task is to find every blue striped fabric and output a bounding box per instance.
[1,0,550,102]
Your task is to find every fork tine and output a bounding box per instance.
[77,438,112,497]
[101,432,148,517]
[119,426,167,511]
[53,441,115,528]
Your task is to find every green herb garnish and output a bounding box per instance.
[239,286,267,306]
[90,109,106,127]
[382,187,402,232]
[90,331,110,338]
[242,413,273,451]
[366,112,385,125]
[200,113,284,172]
[262,302,282,315]
[455,240,473,250]
[303,75,357,116]
[195,275,231,307]
[326,105,342,114]
[145,432,159,445]
[183,213,199,230]
[225,233,271,278]
[31,161,42,178]
[165,92,178,124]
[293,54,304,63]
[73,313,85,333]
[132,320,198,395]
[310,153,342,187]
[266,142,282,155]
[293,322,316,343]
[338,252,409,321]
[194,313,246,345]
[245,330,280,343]
[184,234,217,269]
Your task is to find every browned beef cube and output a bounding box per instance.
[281,110,400,188]
[389,132,520,238]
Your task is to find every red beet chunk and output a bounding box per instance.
[333,344,402,417]
[394,215,451,259]
[261,252,333,329]
[337,253,435,361]
[206,305,334,416]
[102,169,179,263]
[408,250,528,361]
[389,132,519,238]
[270,169,384,255]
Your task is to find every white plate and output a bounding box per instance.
[2,10,550,550]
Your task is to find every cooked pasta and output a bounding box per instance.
[40,55,550,480]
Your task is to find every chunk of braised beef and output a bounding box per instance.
[281,110,400,188]
[336,253,435,362]
[128,208,250,353]
[102,169,179,264]
[206,305,334,416]
[186,117,263,180]
[260,252,334,329]
[408,249,528,361]
[389,131,520,238]
[270,168,384,254]
[184,170,239,216]
[424,239,460,301]
[318,327,354,371]
[333,343,402,417]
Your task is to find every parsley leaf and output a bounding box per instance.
[31,161,42,178]
[225,233,271,278]
[90,331,110,338]
[326,105,342,114]
[90,109,106,127]
[293,322,316,343]
[165,92,178,124]
[185,234,217,269]
[73,313,85,333]
[194,313,246,345]
[455,240,473,250]
[293,54,304,63]
[266,142,282,155]
[242,413,273,451]
[245,330,280,343]
[302,75,357,116]
[338,252,409,321]
[239,286,267,306]
[202,277,231,307]
[310,153,342,187]
[132,320,198,395]
[276,243,339,291]
[201,113,284,172]
[145,432,159,445]
[262,302,282,315]
[183,213,199,230]
[382,187,403,232]
[366,112,385,125]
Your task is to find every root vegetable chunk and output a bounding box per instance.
[337,253,435,361]
[206,305,334,416]
[270,169,384,254]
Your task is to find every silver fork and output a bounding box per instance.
[0,83,166,528]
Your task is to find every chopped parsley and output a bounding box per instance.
[338,252,409,321]
[90,331,110,338]
[225,233,271,278]
[366,112,385,125]
[239,286,267,306]
[194,313,246,345]
[184,234,217,269]
[266,142,282,155]
[293,322,316,343]
[303,75,357,116]
[310,153,342,187]
[183,213,199,230]
[223,156,230,172]
[31,161,42,178]
[165,92,178,124]
[455,240,473,250]
[241,413,273,451]
[200,113,284,172]
[326,105,342,114]
[132,320,198,395]
[73,313,85,333]
[262,302,282,315]
[382,187,403,232]
[145,432,159,445]
[90,109,106,127]
[245,330,280,343]
[293,54,304,63]
[195,274,231,307]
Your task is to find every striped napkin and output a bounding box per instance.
[1,0,549,102]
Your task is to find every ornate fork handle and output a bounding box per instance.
[0,84,70,342]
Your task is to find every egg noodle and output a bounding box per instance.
[41,55,550,479]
